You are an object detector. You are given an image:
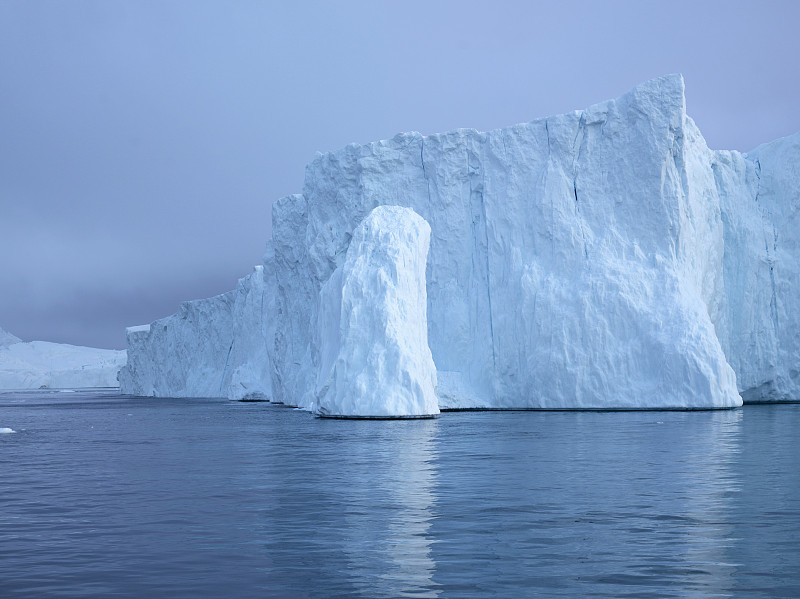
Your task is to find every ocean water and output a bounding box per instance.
[1,391,799,598]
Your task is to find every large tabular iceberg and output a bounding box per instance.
[120,75,800,414]
[0,326,126,390]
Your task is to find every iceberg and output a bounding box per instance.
[118,266,273,399]
[0,327,126,390]
[315,206,438,418]
[715,133,800,402]
[121,74,800,413]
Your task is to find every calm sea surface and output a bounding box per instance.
[1,390,799,598]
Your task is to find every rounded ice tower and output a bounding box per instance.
[314,205,439,418]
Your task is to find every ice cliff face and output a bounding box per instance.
[714,132,800,401]
[0,329,126,390]
[119,266,273,399]
[315,206,438,418]
[121,74,800,412]
[273,73,740,410]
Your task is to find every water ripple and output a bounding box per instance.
[0,394,798,598]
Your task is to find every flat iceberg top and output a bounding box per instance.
[305,74,686,174]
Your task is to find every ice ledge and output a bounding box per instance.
[126,324,151,334]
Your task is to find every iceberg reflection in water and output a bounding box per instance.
[1,391,799,598]
[338,419,439,597]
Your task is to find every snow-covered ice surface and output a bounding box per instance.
[0,332,126,390]
[122,74,800,412]
[315,206,438,418]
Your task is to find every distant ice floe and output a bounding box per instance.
[0,326,126,391]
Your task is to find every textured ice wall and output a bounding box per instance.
[315,206,438,418]
[714,133,800,401]
[271,74,741,409]
[227,261,276,400]
[119,266,273,399]
[742,134,800,401]
[119,291,234,397]
[0,340,126,389]
[123,74,800,408]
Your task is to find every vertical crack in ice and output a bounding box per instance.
[420,137,432,207]
[545,119,552,158]
[766,228,780,335]
[753,157,779,337]
[754,159,762,203]
[542,120,555,260]
[219,339,234,395]
[571,112,589,260]
[480,175,497,376]
[669,121,691,270]
[572,111,585,151]
[468,144,497,375]
[260,287,267,352]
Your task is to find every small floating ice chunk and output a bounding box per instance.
[0,427,16,434]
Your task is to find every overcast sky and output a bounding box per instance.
[1,0,798,349]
